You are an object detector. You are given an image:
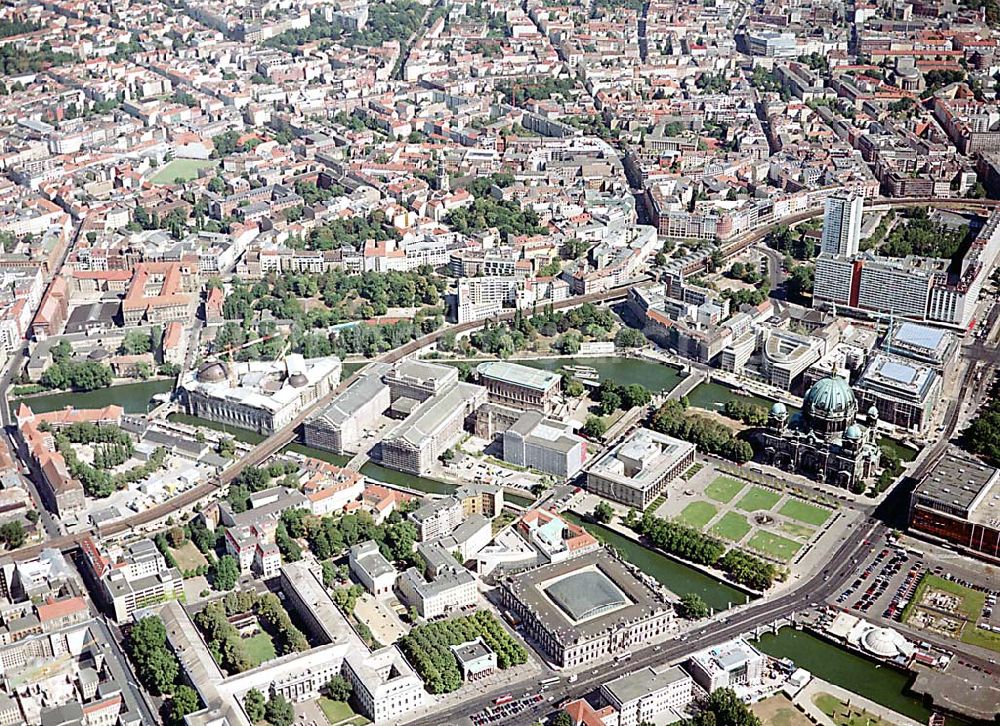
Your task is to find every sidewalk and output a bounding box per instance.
[795,677,924,726]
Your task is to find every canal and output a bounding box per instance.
[15,379,175,414]
[563,514,745,613]
[754,629,978,726]
[686,381,798,415]
[358,462,535,507]
[163,414,536,507]
[166,413,266,444]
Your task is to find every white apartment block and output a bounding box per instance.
[813,253,855,306]
[821,194,863,257]
[453,276,518,324]
[349,541,397,597]
[857,262,932,319]
[410,497,464,542]
[397,565,477,619]
[761,328,825,390]
[687,638,766,693]
[503,411,587,479]
[601,665,694,726]
[814,211,1000,330]
[344,647,425,724]
[82,538,184,623]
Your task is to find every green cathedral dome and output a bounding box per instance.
[803,376,855,419]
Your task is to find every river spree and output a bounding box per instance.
[359,462,535,507]
[517,356,685,392]
[755,628,979,726]
[16,379,174,414]
[686,381,798,414]
[165,414,536,505]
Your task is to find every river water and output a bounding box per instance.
[685,381,799,414]
[14,379,175,414]
[755,628,980,726]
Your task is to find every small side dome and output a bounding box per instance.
[197,361,229,383]
[770,401,787,417]
[867,405,880,419]
[844,424,863,441]
[288,372,308,388]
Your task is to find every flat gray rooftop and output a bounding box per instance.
[603,665,690,705]
[476,360,559,392]
[914,446,999,517]
[894,321,946,352]
[502,549,671,646]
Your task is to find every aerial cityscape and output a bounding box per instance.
[0,0,999,724]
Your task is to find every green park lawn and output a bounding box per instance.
[704,476,745,503]
[319,698,360,725]
[779,499,832,527]
[170,541,208,571]
[961,624,1000,653]
[748,531,802,561]
[681,462,704,481]
[813,693,893,726]
[150,158,217,184]
[676,501,718,529]
[736,486,782,512]
[244,632,276,667]
[711,512,752,542]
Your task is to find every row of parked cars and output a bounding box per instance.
[471,693,543,725]
[835,547,910,614]
[883,563,923,621]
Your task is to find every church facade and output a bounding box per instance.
[758,375,882,492]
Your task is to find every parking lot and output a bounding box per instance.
[833,544,923,621]
[470,692,544,725]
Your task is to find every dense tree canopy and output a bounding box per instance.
[632,511,778,589]
[677,593,710,619]
[961,373,1000,466]
[209,555,239,591]
[683,688,762,726]
[400,611,527,694]
[722,399,768,426]
[243,689,266,722]
[879,207,968,261]
[650,399,754,464]
[264,694,295,726]
[126,616,181,696]
[170,686,201,725]
[54,424,165,498]
[40,359,112,391]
